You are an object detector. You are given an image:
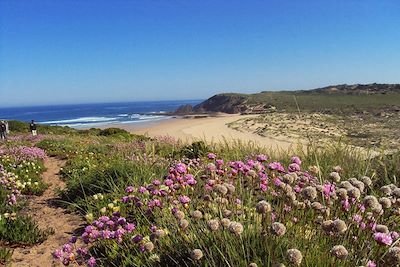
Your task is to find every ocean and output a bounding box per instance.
[0,100,202,128]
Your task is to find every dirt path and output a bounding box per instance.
[12,157,84,267]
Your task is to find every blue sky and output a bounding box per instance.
[1,0,399,107]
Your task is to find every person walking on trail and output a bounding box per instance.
[30,120,37,136]
[5,121,9,135]
[0,121,7,140]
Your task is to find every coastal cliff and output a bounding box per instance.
[174,83,400,115]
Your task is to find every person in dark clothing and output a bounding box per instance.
[0,121,7,140]
[30,120,37,136]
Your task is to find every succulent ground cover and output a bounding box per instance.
[0,139,51,264]
[1,128,400,266]
[227,111,400,150]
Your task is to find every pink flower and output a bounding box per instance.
[341,199,350,212]
[391,231,399,240]
[152,179,161,186]
[323,183,335,199]
[352,214,362,224]
[288,163,300,172]
[207,153,216,159]
[125,223,136,233]
[125,186,134,193]
[291,156,302,165]
[164,179,174,186]
[260,183,268,192]
[256,154,268,162]
[268,162,285,172]
[367,260,376,267]
[138,186,148,194]
[87,257,97,267]
[294,185,301,193]
[373,232,393,246]
[273,178,282,187]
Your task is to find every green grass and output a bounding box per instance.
[0,215,53,246]
[2,127,400,266]
[0,247,13,265]
[245,91,400,113]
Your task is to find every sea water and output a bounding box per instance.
[0,100,201,128]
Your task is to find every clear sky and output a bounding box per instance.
[1,0,399,107]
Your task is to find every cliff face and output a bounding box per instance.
[193,94,248,114]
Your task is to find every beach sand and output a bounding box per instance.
[111,114,301,151]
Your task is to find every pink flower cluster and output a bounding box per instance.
[0,169,22,206]
[0,146,46,162]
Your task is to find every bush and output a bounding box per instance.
[180,141,208,158]
[98,128,130,136]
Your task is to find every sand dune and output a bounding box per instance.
[113,114,301,150]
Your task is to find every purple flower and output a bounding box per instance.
[62,243,73,253]
[121,196,130,203]
[62,258,70,266]
[69,236,77,243]
[117,217,127,225]
[175,163,187,174]
[132,234,143,243]
[179,195,191,204]
[76,247,88,255]
[53,249,63,259]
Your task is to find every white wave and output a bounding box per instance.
[41,116,118,124]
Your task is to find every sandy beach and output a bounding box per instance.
[110,114,301,150]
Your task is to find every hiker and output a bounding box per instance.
[5,121,9,134]
[30,120,37,136]
[0,121,6,140]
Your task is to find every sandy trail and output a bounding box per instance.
[12,157,84,267]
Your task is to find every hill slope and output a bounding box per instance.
[177,83,400,114]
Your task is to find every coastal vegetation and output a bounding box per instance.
[1,120,399,266]
[175,84,400,150]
